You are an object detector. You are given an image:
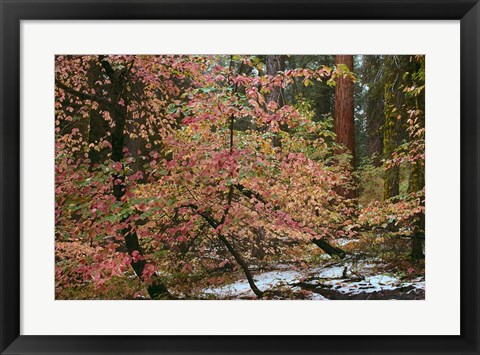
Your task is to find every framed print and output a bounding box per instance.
[0,0,479,354]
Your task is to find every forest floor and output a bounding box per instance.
[196,250,425,300]
[198,260,425,300]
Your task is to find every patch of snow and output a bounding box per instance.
[308,261,378,281]
[335,238,359,246]
[316,253,332,260]
[398,277,425,291]
[321,274,401,295]
[354,262,378,270]
[203,270,303,298]
[411,277,426,290]
[201,260,425,299]
[413,281,425,290]
[254,270,303,288]
[310,265,347,279]
[203,279,253,297]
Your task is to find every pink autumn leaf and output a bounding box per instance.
[131,250,143,263]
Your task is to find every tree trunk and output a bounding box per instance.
[194,206,264,298]
[86,60,110,170]
[218,234,264,298]
[334,55,356,199]
[99,56,170,299]
[383,82,400,200]
[366,100,385,167]
[410,57,425,260]
[361,55,385,166]
[251,227,266,260]
[266,55,285,105]
[87,108,110,170]
[266,55,286,148]
[334,55,355,163]
[408,147,425,261]
[411,234,424,260]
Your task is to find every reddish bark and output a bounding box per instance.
[334,55,356,199]
[334,55,355,160]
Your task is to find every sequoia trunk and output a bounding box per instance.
[334,55,355,163]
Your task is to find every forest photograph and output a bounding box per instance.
[55,54,425,300]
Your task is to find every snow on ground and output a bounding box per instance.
[306,263,425,295]
[201,260,425,299]
[309,265,346,279]
[405,277,426,290]
[203,270,303,298]
[308,261,377,279]
[321,274,400,294]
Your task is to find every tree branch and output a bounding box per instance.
[98,55,115,79]
[235,183,268,205]
[181,203,264,298]
[56,80,105,103]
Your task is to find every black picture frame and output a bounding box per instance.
[1,0,479,354]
